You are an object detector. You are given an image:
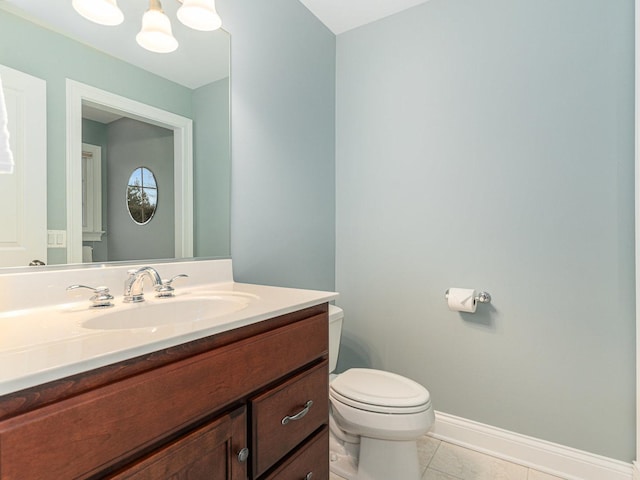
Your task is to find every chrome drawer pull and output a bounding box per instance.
[281,400,313,425]
[304,473,313,480]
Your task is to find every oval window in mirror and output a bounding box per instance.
[126,167,158,225]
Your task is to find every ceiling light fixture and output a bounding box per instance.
[177,0,223,31]
[72,0,124,26]
[71,0,222,53]
[136,0,178,53]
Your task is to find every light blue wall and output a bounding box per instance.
[220,0,336,291]
[193,77,231,258]
[106,118,175,261]
[335,0,634,461]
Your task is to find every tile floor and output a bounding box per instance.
[329,436,567,480]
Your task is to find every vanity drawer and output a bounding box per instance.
[262,427,329,480]
[251,361,328,477]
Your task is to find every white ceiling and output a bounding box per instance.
[298,0,431,35]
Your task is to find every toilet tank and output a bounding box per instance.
[328,305,344,373]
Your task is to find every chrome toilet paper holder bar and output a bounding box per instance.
[444,289,492,304]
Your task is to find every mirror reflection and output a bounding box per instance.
[0,0,231,269]
[127,167,158,225]
[75,93,188,265]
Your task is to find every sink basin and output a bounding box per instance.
[82,295,251,330]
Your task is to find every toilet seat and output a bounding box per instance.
[330,368,431,414]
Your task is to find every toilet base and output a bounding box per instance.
[329,430,422,480]
[329,432,359,478]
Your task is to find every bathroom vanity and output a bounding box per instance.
[0,260,337,479]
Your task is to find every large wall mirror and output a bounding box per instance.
[0,0,230,269]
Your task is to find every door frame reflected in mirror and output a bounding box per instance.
[66,79,194,264]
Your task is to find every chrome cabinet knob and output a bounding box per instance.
[237,447,249,463]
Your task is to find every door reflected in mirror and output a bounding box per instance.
[126,167,158,225]
[81,143,104,242]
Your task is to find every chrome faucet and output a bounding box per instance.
[123,266,163,303]
[67,284,114,308]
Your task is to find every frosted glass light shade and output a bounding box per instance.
[136,9,179,53]
[177,0,222,31]
[72,0,124,26]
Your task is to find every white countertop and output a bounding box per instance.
[0,260,338,396]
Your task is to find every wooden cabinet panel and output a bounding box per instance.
[251,362,328,477]
[0,313,327,480]
[109,406,247,480]
[262,427,329,480]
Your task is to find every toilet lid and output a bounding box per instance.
[330,368,431,412]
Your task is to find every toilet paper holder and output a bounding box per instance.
[444,289,492,304]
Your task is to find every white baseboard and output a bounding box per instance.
[633,461,640,480]
[429,411,634,480]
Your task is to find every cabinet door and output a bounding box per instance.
[109,406,247,480]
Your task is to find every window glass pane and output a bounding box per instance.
[142,168,156,188]
[126,167,158,225]
[128,168,143,187]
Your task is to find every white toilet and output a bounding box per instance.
[328,305,435,480]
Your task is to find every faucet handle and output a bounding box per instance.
[156,274,189,298]
[67,285,114,308]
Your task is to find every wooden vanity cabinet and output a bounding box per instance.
[0,303,330,480]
